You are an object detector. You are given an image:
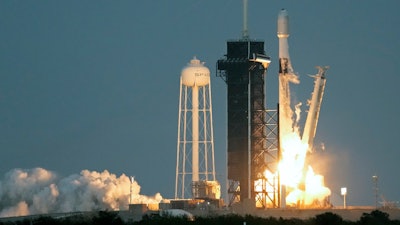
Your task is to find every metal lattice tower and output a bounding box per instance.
[217,41,271,206]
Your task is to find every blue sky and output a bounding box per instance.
[1,1,399,207]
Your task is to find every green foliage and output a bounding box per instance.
[359,210,391,225]
[314,212,344,225]
[136,214,189,225]
[1,210,399,225]
[92,211,124,225]
[33,216,58,225]
[58,214,91,225]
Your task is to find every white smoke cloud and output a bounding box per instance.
[320,142,326,151]
[294,102,302,134]
[0,168,163,218]
[287,73,300,84]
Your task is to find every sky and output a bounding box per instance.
[1,1,399,207]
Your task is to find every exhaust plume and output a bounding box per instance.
[0,168,163,217]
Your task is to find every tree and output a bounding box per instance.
[314,212,344,225]
[359,210,390,225]
[92,211,124,225]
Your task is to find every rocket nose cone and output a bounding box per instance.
[277,9,289,37]
[278,9,288,19]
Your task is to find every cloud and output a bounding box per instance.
[0,168,162,217]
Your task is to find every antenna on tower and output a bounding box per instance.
[242,0,249,39]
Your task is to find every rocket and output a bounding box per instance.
[277,9,298,135]
[277,9,294,76]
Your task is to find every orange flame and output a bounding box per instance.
[256,131,331,208]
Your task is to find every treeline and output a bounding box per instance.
[1,210,399,225]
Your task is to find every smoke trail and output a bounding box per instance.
[294,102,302,134]
[0,168,163,217]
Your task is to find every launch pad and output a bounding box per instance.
[170,0,339,212]
[172,3,332,209]
[215,4,331,209]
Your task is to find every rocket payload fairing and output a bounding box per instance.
[277,9,298,137]
[277,9,295,77]
[277,9,289,37]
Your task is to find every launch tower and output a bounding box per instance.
[217,0,272,206]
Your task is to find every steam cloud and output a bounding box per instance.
[0,168,163,217]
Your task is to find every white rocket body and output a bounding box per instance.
[277,9,297,208]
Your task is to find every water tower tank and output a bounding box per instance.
[181,57,210,87]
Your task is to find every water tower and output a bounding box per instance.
[175,57,220,200]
